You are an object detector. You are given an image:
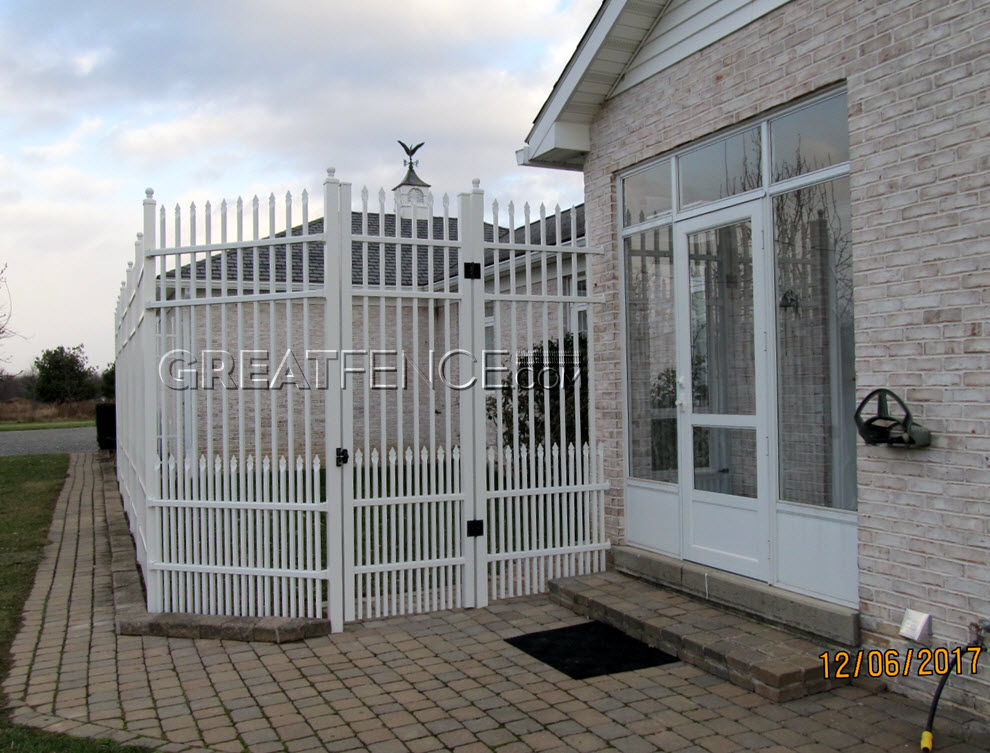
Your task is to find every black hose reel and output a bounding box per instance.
[854,389,931,448]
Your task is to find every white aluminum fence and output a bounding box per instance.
[115,171,608,631]
[483,198,605,603]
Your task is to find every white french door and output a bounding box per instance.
[673,202,770,581]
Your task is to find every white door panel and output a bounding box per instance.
[674,203,770,580]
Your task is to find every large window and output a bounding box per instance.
[624,226,676,482]
[774,176,855,510]
[622,90,856,510]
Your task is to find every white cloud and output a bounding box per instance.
[34,165,121,200]
[112,106,292,165]
[21,117,104,162]
[73,48,111,76]
[220,0,592,57]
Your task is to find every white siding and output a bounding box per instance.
[615,0,791,96]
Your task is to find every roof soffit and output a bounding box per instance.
[522,0,669,168]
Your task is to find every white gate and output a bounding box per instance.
[115,171,608,631]
[338,182,608,620]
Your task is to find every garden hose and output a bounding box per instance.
[920,620,989,752]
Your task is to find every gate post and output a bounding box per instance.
[323,169,348,631]
[141,189,163,612]
[458,180,489,609]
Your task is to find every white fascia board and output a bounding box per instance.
[524,0,629,159]
[516,145,588,172]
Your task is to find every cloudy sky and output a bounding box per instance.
[0,0,593,374]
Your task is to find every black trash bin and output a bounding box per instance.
[95,403,116,451]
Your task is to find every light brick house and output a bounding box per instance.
[518,0,989,713]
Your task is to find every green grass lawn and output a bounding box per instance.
[0,419,95,432]
[0,454,154,753]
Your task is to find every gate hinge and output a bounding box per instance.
[463,262,482,280]
[466,519,484,537]
[335,448,349,467]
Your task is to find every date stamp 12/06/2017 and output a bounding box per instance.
[820,647,982,680]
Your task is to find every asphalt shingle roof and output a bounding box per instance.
[164,206,585,289]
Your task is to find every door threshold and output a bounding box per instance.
[613,545,859,646]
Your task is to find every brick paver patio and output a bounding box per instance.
[4,453,988,753]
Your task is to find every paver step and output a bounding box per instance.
[549,571,851,702]
[612,545,860,645]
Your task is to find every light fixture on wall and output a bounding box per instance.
[854,388,931,448]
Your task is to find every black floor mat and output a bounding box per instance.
[505,620,679,680]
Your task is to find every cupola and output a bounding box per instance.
[394,140,431,219]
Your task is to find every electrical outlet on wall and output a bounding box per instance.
[899,609,932,645]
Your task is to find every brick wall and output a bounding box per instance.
[583,0,989,713]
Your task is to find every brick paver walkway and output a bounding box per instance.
[4,453,988,753]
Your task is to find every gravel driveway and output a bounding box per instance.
[0,426,99,456]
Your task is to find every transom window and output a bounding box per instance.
[679,126,762,209]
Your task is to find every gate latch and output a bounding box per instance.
[463,262,482,280]
[335,448,349,467]
[466,519,484,537]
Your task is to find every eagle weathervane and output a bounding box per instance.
[392,141,430,195]
[394,141,430,191]
[399,140,424,169]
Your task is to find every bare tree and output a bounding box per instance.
[0,263,18,380]
[0,264,12,341]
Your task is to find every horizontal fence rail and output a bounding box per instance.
[115,170,607,630]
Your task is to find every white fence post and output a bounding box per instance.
[141,188,163,612]
[458,180,489,608]
[324,168,347,631]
